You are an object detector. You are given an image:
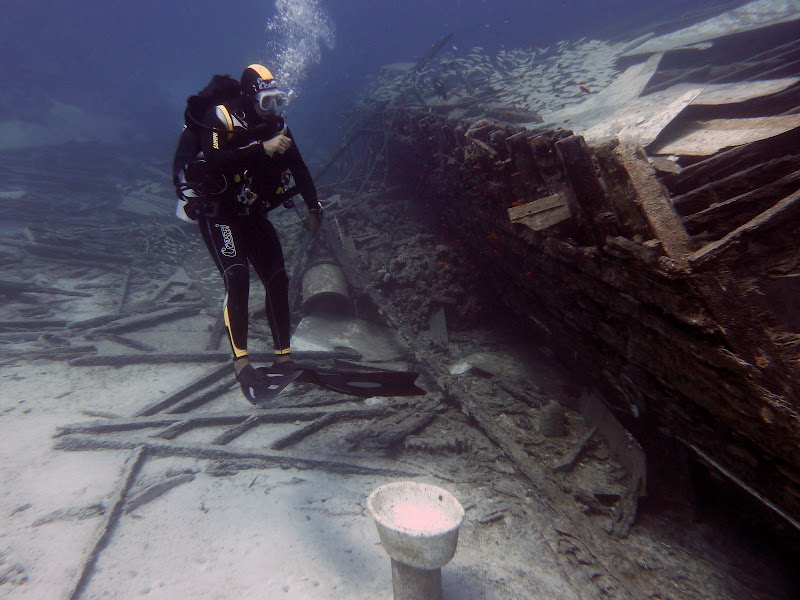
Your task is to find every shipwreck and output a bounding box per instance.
[321,3,800,531]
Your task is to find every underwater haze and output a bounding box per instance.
[4,1,800,598]
[0,0,733,163]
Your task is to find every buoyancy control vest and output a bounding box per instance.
[172,75,242,222]
[172,76,298,222]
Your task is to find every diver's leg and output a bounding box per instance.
[245,213,292,362]
[198,215,252,371]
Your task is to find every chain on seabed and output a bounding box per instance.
[265,0,336,101]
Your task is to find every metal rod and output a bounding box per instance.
[677,436,800,532]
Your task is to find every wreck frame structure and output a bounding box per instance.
[334,7,800,530]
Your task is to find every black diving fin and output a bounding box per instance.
[252,367,305,404]
[257,362,425,400]
[297,367,425,397]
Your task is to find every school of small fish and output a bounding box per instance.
[358,38,623,120]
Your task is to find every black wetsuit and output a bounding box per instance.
[187,96,318,360]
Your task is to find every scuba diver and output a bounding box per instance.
[172,64,322,404]
[173,65,426,405]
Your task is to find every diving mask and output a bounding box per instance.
[254,89,289,116]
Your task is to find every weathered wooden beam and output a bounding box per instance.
[603,236,661,266]
[614,144,693,268]
[85,332,157,353]
[507,193,572,232]
[0,345,98,363]
[58,406,380,437]
[556,135,617,244]
[660,125,800,195]
[551,427,598,473]
[271,407,393,450]
[0,280,91,298]
[92,305,202,335]
[346,400,439,450]
[124,473,195,514]
[116,268,131,313]
[70,349,360,367]
[609,476,641,539]
[684,168,800,238]
[155,420,193,440]
[0,319,68,330]
[671,155,800,217]
[505,131,546,194]
[68,308,152,331]
[594,146,654,239]
[135,363,231,417]
[62,446,146,600]
[54,435,419,478]
[690,242,800,405]
[690,188,800,268]
[443,376,642,598]
[167,380,237,414]
[212,415,261,446]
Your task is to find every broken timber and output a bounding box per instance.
[69,349,361,366]
[507,193,571,232]
[55,435,419,478]
[56,406,391,438]
[322,223,649,598]
[62,446,146,600]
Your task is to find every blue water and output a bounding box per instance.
[0,0,729,161]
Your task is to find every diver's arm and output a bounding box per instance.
[200,107,264,169]
[283,128,319,211]
[172,126,200,197]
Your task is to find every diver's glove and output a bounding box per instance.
[262,134,292,157]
